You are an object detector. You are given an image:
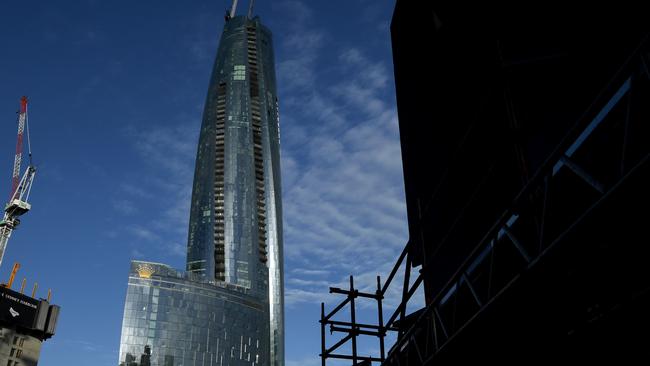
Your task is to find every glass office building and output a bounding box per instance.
[119,261,269,366]
[118,14,284,366]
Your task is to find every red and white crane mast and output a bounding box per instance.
[0,96,36,269]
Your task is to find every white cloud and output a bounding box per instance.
[291,268,331,276]
[275,1,418,328]
[277,31,324,91]
[274,1,325,94]
[339,47,389,90]
[118,121,198,260]
[126,124,196,177]
[285,288,328,307]
[286,277,331,288]
[127,225,159,242]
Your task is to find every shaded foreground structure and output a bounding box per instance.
[0,285,59,366]
[320,4,650,365]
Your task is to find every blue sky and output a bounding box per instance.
[0,1,414,365]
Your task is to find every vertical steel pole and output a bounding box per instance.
[377,275,385,362]
[321,302,326,366]
[350,276,358,365]
[400,253,412,338]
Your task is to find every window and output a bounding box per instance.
[233,65,246,80]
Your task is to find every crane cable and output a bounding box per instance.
[25,102,32,166]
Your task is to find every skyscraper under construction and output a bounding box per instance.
[186,7,284,366]
[118,3,283,365]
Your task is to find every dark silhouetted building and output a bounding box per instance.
[0,286,59,366]
[390,6,650,365]
[320,3,650,365]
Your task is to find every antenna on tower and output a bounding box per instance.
[247,0,255,19]
[229,0,239,18]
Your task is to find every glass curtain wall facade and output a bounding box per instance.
[118,15,284,366]
[119,261,269,366]
[186,15,283,366]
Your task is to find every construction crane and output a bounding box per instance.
[0,96,36,269]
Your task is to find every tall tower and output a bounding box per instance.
[186,12,284,366]
[118,6,283,366]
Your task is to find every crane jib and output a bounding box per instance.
[1,96,34,270]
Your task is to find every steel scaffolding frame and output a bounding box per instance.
[320,275,394,365]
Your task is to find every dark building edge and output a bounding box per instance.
[389,4,650,363]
